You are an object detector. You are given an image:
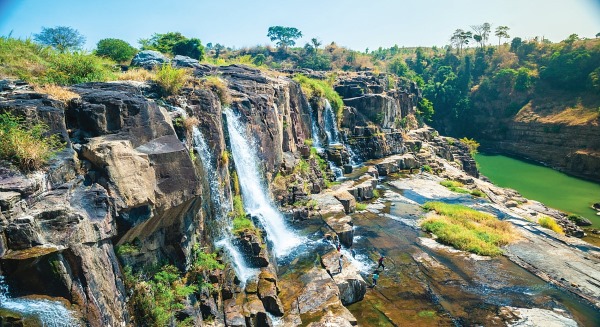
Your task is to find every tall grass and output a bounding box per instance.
[200,76,231,105]
[155,64,191,95]
[439,180,470,194]
[0,112,63,171]
[293,74,344,123]
[421,202,517,256]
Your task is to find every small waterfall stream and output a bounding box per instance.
[224,109,302,257]
[192,127,256,282]
[0,276,79,326]
[323,100,341,145]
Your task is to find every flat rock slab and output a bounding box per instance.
[323,215,354,247]
[321,250,367,305]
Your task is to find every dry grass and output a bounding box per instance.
[421,202,518,256]
[33,84,80,102]
[538,216,564,234]
[182,117,199,133]
[118,68,156,82]
[200,76,231,105]
[538,107,599,126]
[155,64,192,95]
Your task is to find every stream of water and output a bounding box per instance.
[475,153,600,227]
[225,109,302,257]
[192,127,256,283]
[0,276,79,326]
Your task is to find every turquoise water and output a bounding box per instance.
[475,153,600,227]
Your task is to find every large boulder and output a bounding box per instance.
[130,50,170,69]
[321,250,367,306]
[334,191,356,214]
[257,269,284,316]
[324,215,354,247]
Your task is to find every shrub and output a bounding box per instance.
[459,137,480,157]
[0,112,63,171]
[470,189,485,197]
[538,216,564,234]
[0,37,50,82]
[294,158,310,175]
[155,64,190,95]
[44,52,116,85]
[422,165,433,173]
[96,38,138,62]
[356,203,368,211]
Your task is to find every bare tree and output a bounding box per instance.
[471,23,491,48]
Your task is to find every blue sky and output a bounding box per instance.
[1,0,599,51]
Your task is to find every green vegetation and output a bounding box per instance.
[231,195,256,233]
[0,37,116,85]
[421,202,516,256]
[116,243,139,255]
[267,26,303,50]
[372,189,380,198]
[470,189,485,197]
[567,214,587,225]
[293,74,344,123]
[459,137,480,157]
[0,113,64,171]
[155,64,190,95]
[140,32,205,60]
[538,216,564,234]
[34,26,85,53]
[418,310,437,319]
[96,38,138,62]
[125,245,223,326]
[440,180,470,194]
[422,165,433,173]
[356,203,368,211]
[294,158,310,175]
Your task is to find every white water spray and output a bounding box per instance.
[192,127,256,282]
[225,109,302,257]
[0,276,79,326]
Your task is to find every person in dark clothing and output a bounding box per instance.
[339,254,344,273]
[337,243,342,252]
[377,255,385,270]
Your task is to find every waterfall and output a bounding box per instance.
[323,99,341,145]
[192,127,256,282]
[224,109,302,257]
[0,276,79,326]
[309,103,323,151]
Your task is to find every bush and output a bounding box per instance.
[538,216,564,234]
[0,112,63,171]
[0,37,50,82]
[356,203,368,211]
[155,64,190,95]
[96,38,138,62]
[422,165,433,173]
[44,52,116,85]
[459,137,480,157]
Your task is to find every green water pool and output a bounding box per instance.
[475,153,600,227]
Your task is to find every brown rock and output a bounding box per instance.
[334,191,356,214]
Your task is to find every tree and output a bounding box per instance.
[33,26,85,53]
[172,38,205,60]
[96,38,137,62]
[450,29,472,54]
[267,26,302,49]
[510,37,522,52]
[495,26,510,46]
[471,23,491,48]
[140,32,186,54]
[596,32,600,38]
[311,38,322,50]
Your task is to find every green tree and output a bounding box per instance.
[96,38,137,62]
[388,57,408,76]
[450,29,472,54]
[33,26,85,53]
[417,98,435,122]
[140,32,186,54]
[471,23,491,48]
[495,26,510,46]
[510,37,522,52]
[267,26,303,49]
[172,38,205,60]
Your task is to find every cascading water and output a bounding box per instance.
[0,276,79,326]
[224,109,302,257]
[323,99,341,145]
[192,127,256,283]
[309,103,323,151]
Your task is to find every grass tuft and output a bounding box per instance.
[118,68,156,82]
[293,74,344,124]
[33,84,80,102]
[155,64,191,95]
[538,216,564,234]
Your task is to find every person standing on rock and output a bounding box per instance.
[372,272,379,287]
[339,254,344,273]
[377,255,385,270]
[337,243,342,252]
